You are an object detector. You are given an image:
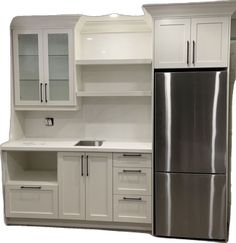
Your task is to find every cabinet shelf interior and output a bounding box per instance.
[6,151,57,183]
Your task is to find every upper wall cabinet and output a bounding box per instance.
[154,16,230,68]
[11,16,80,110]
[155,19,191,68]
[191,17,229,67]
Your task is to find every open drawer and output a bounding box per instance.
[5,184,58,219]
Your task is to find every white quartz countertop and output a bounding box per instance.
[1,138,152,153]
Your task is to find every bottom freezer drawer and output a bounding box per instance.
[154,173,226,240]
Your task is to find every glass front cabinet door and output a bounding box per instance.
[13,29,75,108]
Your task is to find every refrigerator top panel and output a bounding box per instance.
[154,70,227,174]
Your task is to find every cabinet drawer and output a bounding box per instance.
[113,167,151,195]
[113,153,151,168]
[113,195,151,223]
[5,184,58,219]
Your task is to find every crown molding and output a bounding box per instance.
[143,1,236,18]
[11,15,81,29]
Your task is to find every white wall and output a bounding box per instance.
[24,97,151,142]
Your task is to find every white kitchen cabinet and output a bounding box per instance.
[154,17,229,68]
[155,18,191,68]
[58,152,112,222]
[113,152,152,223]
[85,153,112,221]
[113,195,151,223]
[113,167,152,195]
[13,29,76,108]
[5,184,58,219]
[191,17,229,67]
[58,152,85,220]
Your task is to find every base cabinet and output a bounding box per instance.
[4,151,151,226]
[113,153,152,224]
[58,152,112,221]
[5,184,58,219]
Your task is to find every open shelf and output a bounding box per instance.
[77,91,152,97]
[8,171,57,185]
[76,59,152,65]
[6,151,58,185]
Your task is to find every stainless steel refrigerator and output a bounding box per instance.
[154,69,228,241]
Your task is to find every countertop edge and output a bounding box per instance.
[1,146,152,153]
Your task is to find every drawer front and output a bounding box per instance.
[113,153,151,168]
[5,184,58,219]
[113,167,151,195]
[113,195,151,223]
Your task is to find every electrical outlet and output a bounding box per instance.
[45,118,54,126]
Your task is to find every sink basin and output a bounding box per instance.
[75,140,103,147]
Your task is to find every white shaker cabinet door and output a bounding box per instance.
[155,18,191,68]
[85,153,112,221]
[191,17,229,67]
[58,152,86,220]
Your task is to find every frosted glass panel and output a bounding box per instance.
[20,81,39,100]
[49,80,69,101]
[18,34,38,55]
[48,33,69,101]
[19,56,39,80]
[48,34,68,55]
[49,56,68,80]
[18,34,39,101]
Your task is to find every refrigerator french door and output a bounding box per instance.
[154,69,227,240]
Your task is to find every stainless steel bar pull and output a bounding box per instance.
[45,83,48,103]
[86,155,89,176]
[192,40,195,65]
[123,169,142,173]
[40,83,43,102]
[81,155,84,176]
[187,41,190,65]
[123,197,142,201]
[122,154,142,157]
[20,186,41,190]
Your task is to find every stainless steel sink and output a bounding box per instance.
[74,140,103,147]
